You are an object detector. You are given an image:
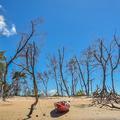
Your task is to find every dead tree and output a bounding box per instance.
[2,21,36,101]
[47,55,60,96]
[13,42,39,118]
[75,56,88,95]
[37,71,50,96]
[109,35,120,93]
[59,77,64,96]
[67,57,78,96]
[92,38,120,109]
[24,42,39,118]
[81,47,95,96]
[93,40,110,97]
[58,47,70,97]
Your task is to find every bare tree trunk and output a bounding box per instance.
[86,62,90,96]
[27,74,38,118]
[45,86,48,97]
[59,79,63,96]
[48,55,60,96]
[78,74,84,91]
[71,72,75,96]
[75,56,88,95]
[93,40,109,97]
[109,36,120,93]
[27,42,39,118]
[59,64,70,97]
[111,70,115,93]
[2,22,35,101]
[90,79,92,95]
[102,67,107,91]
[58,48,70,97]
[54,68,59,96]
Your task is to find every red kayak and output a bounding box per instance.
[54,101,70,112]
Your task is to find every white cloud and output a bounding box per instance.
[0,15,17,37]
[48,89,57,96]
[11,24,16,33]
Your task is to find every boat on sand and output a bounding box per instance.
[54,101,70,112]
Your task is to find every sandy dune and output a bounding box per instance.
[0,96,120,120]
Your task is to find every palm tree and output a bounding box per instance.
[12,71,26,96]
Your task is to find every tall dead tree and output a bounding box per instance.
[67,57,78,96]
[47,55,60,96]
[58,47,70,97]
[2,21,36,101]
[93,40,110,96]
[13,42,39,118]
[38,71,50,96]
[83,46,96,96]
[75,56,88,95]
[24,42,39,118]
[91,38,120,109]
[109,35,120,93]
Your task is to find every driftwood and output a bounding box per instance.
[92,89,120,109]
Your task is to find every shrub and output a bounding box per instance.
[76,90,85,96]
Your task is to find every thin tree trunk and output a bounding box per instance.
[71,72,74,96]
[111,70,115,93]
[45,86,48,96]
[59,79,63,96]
[58,48,70,97]
[75,57,88,95]
[102,68,106,91]
[27,74,38,118]
[59,64,70,97]
[86,62,90,96]
[54,68,59,95]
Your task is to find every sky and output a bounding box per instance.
[0,0,120,92]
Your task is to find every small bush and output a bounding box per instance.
[76,90,85,96]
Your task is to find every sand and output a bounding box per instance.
[0,96,120,120]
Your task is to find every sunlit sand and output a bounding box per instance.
[0,96,120,120]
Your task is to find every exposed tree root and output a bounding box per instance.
[92,89,120,109]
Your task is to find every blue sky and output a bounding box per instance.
[0,0,120,92]
[1,0,120,52]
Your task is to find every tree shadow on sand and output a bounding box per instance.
[50,109,69,118]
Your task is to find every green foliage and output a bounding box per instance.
[76,90,85,96]
[0,62,6,72]
[52,93,60,97]
[0,80,3,85]
[0,51,6,73]
[0,51,6,61]
[12,72,26,79]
